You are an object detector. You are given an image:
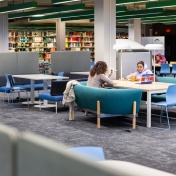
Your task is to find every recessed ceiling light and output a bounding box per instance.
[52,0,80,4]
[31,14,45,17]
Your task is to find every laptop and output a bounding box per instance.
[136,74,154,84]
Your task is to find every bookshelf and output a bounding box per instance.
[65,31,94,60]
[8,31,56,63]
[9,30,94,63]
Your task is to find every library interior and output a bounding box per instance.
[1,1,176,176]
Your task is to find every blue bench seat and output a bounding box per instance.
[22,83,51,90]
[0,83,50,93]
[39,92,63,102]
[0,85,24,93]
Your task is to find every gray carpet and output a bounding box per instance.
[0,98,176,175]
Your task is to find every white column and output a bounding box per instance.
[94,0,116,79]
[0,13,8,52]
[128,19,141,43]
[56,19,65,51]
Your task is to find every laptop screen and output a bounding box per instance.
[140,74,154,84]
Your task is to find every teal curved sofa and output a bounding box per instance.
[71,85,142,129]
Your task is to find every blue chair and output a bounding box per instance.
[57,72,64,80]
[171,64,176,77]
[159,64,170,76]
[151,85,176,130]
[90,61,94,69]
[4,74,29,107]
[68,146,105,161]
[38,80,68,114]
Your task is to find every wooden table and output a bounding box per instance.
[113,80,173,127]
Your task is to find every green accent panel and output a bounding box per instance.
[61,15,94,21]
[116,6,127,12]
[116,0,148,5]
[0,2,37,13]
[116,11,176,21]
[29,9,93,21]
[116,8,163,17]
[8,4,85,19]
[147,0,176,9]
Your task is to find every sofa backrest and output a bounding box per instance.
[74,85,142,114]
[158,77,176,84]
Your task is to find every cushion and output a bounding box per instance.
[39,92,63,102]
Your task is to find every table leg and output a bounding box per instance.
[43,80,48,106]
[30,80,35,104]
[69,101,74,120]
[147,91,151,128]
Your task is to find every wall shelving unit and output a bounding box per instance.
[8,31,56,63]
[65,31,94,60]
[9,30,94,64]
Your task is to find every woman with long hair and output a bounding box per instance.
[126,61,153,80]
[87,61,113,88]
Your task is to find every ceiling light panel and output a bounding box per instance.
[52,0,81,4]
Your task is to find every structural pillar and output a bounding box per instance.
[94,0,116,78]
[128,19,141,43]
[56,19,65,51]
[0,13,8,52]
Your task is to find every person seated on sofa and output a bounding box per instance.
[126,61,153,81]
[155,53,167,65]
[87,61,113,88]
